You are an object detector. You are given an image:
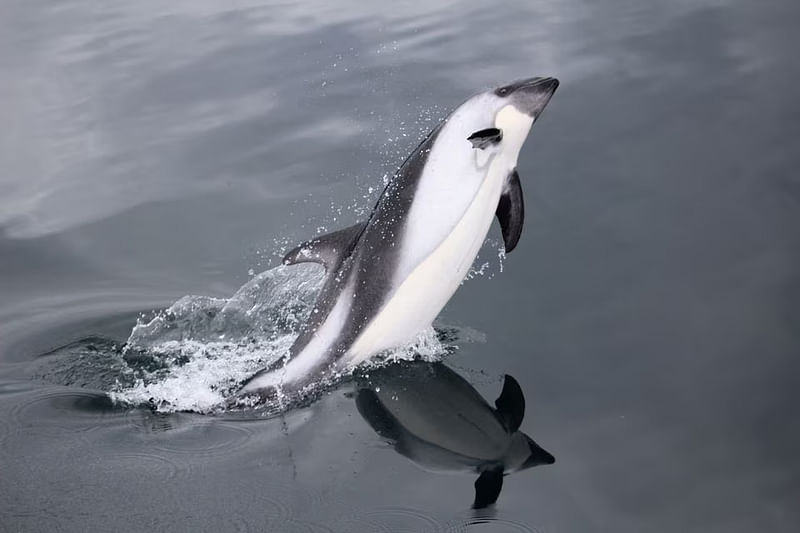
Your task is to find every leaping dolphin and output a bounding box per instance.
[239,77,559,398]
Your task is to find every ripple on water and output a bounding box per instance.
[0,511,67,533]
[4,387,126,446]
[219,478,325,532]
[127,413,255,457]
[0,381,33,444]
[229,517,253,533]
[331,514,395,533]
[443,512,544,533]
[283,520,338,533]
[102,451,184,483]
[248,479,308,527]
[364,506,444,533]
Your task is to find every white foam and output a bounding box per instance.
[111,336,295,413]
[110,263,460,414]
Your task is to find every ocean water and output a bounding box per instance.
[1,0,799,531]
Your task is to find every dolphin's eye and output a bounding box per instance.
[467,128,503,149]
[497,87,510,96]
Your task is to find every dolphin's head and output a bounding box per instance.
[520,433,556,469]
[494,77,560,119]
[449,77,559,168]
[504,431,556,472]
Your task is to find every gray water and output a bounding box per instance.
[2,0,800,531]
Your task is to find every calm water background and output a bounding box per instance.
[2,0,800,531]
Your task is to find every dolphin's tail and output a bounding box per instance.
[230,341,337,408]
[227,366,304,410]
[227,362,339,410]
[225,381,280,409]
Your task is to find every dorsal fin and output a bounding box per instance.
[495,169,524,253]
[494,374,525,432]
[283,222,366,271]
[355,389,402,443]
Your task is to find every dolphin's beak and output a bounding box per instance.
[525,76,559,95]
[522,436,556,468]
[502,76,559,118]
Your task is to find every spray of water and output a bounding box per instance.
[108,263,461,414]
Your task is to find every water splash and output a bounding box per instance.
[464,238,507,282]
[104,263,456,414]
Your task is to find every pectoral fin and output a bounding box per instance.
[495,170,524,253]
[283,222,366,271]
[468,128,503,150]
[494,374,525,432]
[473,467,504,509]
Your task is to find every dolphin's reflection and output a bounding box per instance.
[355,361,554,509]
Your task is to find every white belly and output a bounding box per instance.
[241,285,354,391]
[346,165,508,363]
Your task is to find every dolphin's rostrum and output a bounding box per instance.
[239,77,559,399]
[355,361,555,509]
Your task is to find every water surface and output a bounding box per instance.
[2,0,799,531]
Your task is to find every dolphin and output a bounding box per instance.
[355,361,555,509]
[239,77,559,398]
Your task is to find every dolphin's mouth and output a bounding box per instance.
[495,76,559,117]
[495,76,559,97]
[520,76,559,93]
